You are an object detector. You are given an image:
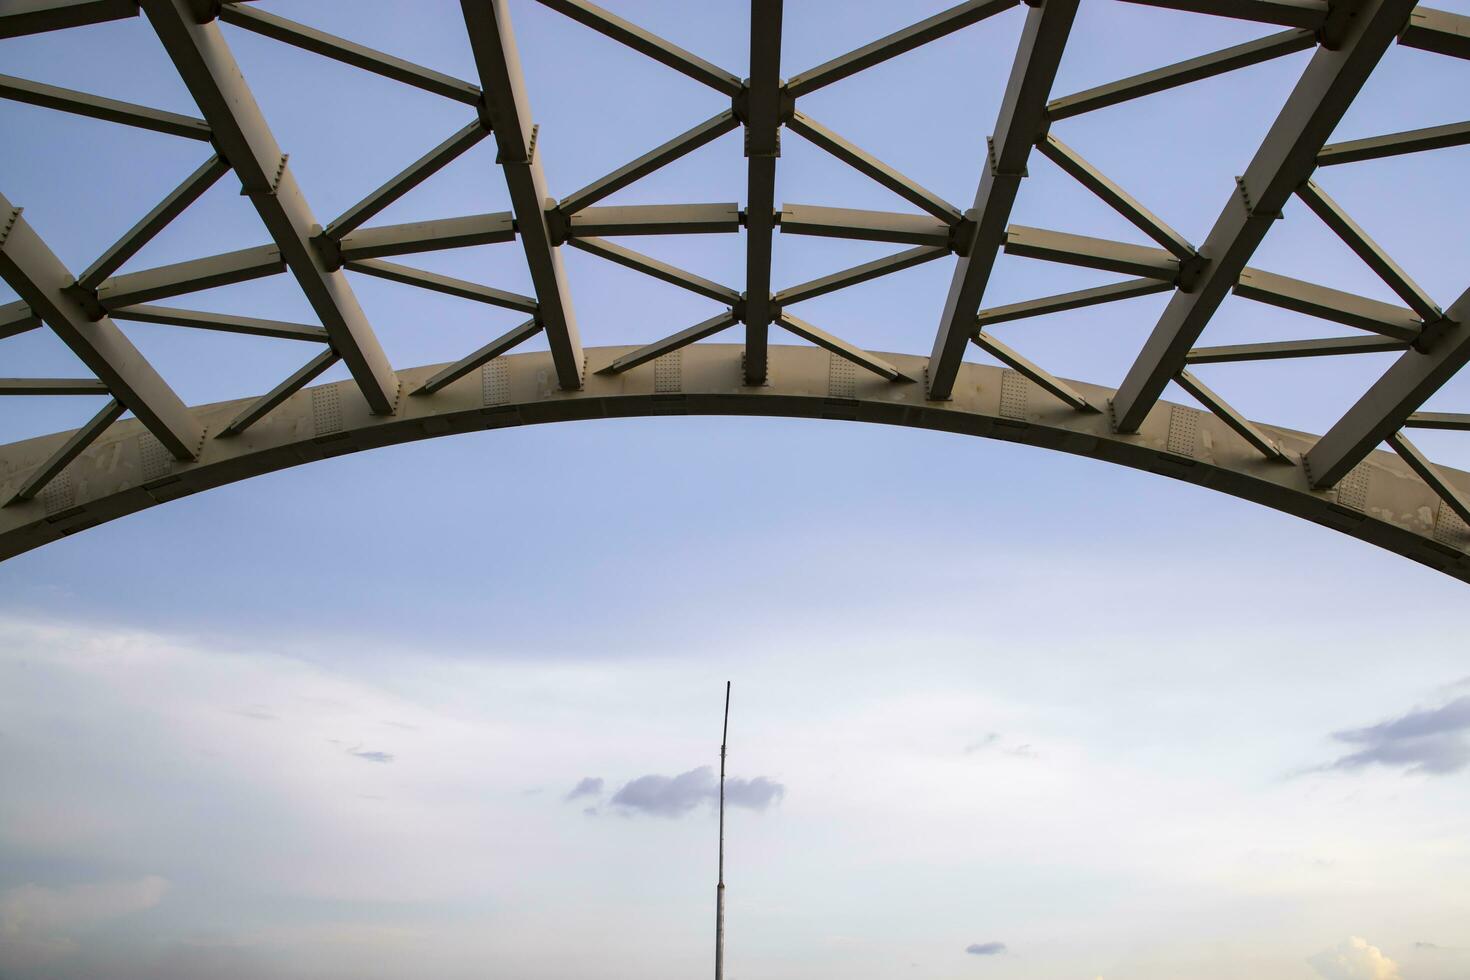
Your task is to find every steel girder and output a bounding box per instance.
[1,345,1467,582]
[142,0,400,414]
[460,0,583,390]
[1110,0,1418,432]
[5,0,1470,582]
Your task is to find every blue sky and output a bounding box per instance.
[2,2,1470,979]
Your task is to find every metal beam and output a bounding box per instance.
[6,398,124,504]
[773,245,948,307]
[344,258,538,314]
[777,312,914,382]
[108,304,328,342]
[568,204,741,238]
[1387,431,1470,525]
[786,113,962,223]
[462,0,583,390]
[778,205,951,248]
[1116,0,1327,29]
[558,111,740,216]
[1317,119,1470,166]
[336,212,517,262]
[927,0,1080,400]
[0,378,111,395]
[1398,6,1470,61]
[96,244,283,309]
[1111,0,1416,433]
[411,317,542,395]
[324,121,489,240]
[0,72,211,141]
[971,331,1097,411]
[532,0,742,96]
[1405,412,1470,431]
[568,237,740,304]
[220,348,339,437]
[0,194,201,458]
[1046,29,1316,121]
[596,310,738,375]
[1175,368,1289,461]
[144,0,400,414]
[0,0,137,39]
[741,0,783,383]
[1233,267,1422,342]
[217,2,482,104]
[787,0,1019,97]
[0,300,41,340]
[976,277,1172,327]
[1003,225,1179,281]
[78,154,230,290]
[1304,287,1470,489]
[1186,335,1408,363]
[1036,135,1195,259]
[1294,180,1440,321]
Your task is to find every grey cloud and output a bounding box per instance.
[1324,695,1470,775]
[565,777,603,802]
[965,942,1006,956]
[611,768,714,817]
[724,776,784,810]
[609,766,785,818]
[346,747,393,764]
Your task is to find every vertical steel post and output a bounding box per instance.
[716,680,731,980]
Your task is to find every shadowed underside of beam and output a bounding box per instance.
[0,345,1465,582]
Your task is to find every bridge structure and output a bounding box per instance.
[1,0,1469,580]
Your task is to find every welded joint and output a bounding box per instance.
[1177,252,1209,293]
[473,94,496,134]
[238,152,288,197]
[60,282,106,321]
[1233,175,1283,220]
[949,213,978,256]
[1105,397,1138,436]
[739,351,771,387]
[987,136,1028,179]
[744,125,781,158]
[0,207,20,248]
[544,205,569,246]
[1411,314,1459,354]
[311,225,343,271]
[188,0,221,24]
[495,123,537,166]
[1318,0,1361,51]
[737,293,774,324]
[730,83,795,127]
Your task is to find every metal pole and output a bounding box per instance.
[715,680,730,980]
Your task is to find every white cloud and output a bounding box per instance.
[1310,937,1402,980]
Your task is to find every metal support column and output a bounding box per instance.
[927,0,1080,400]
[461,0,584,390]
[142,0,400,414]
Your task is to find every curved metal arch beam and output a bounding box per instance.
[0,344,1467,580]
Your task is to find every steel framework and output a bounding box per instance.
[2,0,1469,581]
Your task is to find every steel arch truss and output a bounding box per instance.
[2,0,1470,580]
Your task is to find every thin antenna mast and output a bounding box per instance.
[716,681,731,980]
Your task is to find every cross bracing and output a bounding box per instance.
[1,0,1469,581]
